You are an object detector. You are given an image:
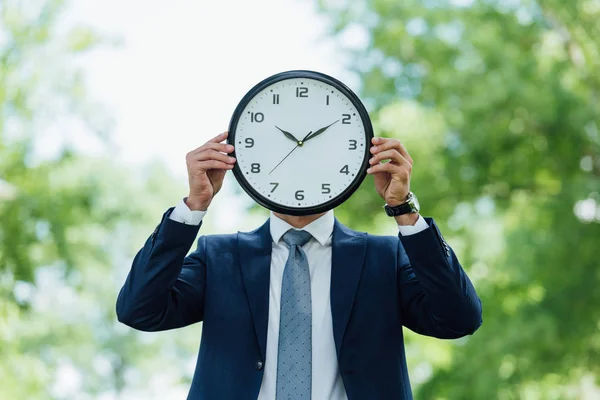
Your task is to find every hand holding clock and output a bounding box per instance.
[185,131,236,211]
[367,137,419,225]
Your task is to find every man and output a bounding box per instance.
[116,131,482,400]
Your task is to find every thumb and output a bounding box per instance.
[208,169,227,191]
[372,171,389,196]
[372,170,387,185]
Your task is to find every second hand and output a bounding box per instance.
[269,131,311,174]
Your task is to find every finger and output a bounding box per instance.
[371,137,413,164]
[370,139,401,157]
[367,163,412,182]
[188,142,234,160]
[208,131,229,143]
[369,149,410,166]
[187,132,231,154]
[366,161,401,174]
[202,142,235,153]
[194,149,236,164]
[371,136,397,146]
[194,160,234,173]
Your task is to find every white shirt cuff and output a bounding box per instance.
[169,198,207,226]
[397,215,429,236]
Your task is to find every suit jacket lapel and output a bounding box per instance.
[331,219,367,357]
[237,219,272,361]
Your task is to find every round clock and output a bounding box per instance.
[228,70,373,216]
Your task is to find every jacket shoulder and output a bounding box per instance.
[198,232,238,248]
[196,218,269,252]
[334,219,399,249]
[366,233,402,257]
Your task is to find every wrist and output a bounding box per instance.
[394,213,420,226]
[185,196,209,211]
[384,192,420,218]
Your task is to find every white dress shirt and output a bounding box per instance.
[169,198,429,399]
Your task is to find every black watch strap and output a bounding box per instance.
[384,192,419,216]
[384,202,413,216]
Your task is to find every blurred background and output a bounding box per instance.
[1,0,599,398]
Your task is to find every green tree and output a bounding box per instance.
[319,0,600,398]
[1,1,201,398]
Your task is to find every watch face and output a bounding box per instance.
[228,70,373,216]
[410,193,420,212]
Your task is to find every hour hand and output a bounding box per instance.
[275,126,300,143]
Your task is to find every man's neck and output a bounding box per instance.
[274,212,327,229]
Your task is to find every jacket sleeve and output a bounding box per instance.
[116,208,207,332]
[397,217,482,339]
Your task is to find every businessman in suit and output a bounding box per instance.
[116,131,482,400]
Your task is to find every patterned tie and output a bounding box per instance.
[276,229,313,399]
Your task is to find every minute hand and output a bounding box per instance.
[301,119,340,143]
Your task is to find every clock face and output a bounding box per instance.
[228,70,373,216]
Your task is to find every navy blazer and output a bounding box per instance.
[116,209,482,400]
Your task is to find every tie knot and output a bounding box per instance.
[282,229,312,248]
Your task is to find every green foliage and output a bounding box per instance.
[319,0,600,398]
[0,1,199,398]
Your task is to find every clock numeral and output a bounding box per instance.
[250,112,264,123]
[270,182,279,192]
[245,138,254,148]
[295,190,305,200]
[326,95,330,105]
[321,183,331,194]
[348,139,357,150]
[340,165,350,175]
[251,163,261,173]
[296,87,308,98]
[342,114,351,124]
[273,94,279,104]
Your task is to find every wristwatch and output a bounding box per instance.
[384,192,420,216]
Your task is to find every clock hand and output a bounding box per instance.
[275,126,301,143]
[269,119,340,175]
[301,119,340,144]
[269,131,312,174]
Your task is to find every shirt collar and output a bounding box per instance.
[269,210,334,246]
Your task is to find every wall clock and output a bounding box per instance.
[228,70,373,216]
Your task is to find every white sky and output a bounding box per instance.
[71,0,352,179]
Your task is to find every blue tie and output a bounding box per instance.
[276,229,313,399]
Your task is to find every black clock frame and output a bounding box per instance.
[228,70,374,216]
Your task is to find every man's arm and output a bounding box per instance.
[116,207,206,332]
[366,136,481,338]
[397,218,482,339]
[116,131,236,332]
